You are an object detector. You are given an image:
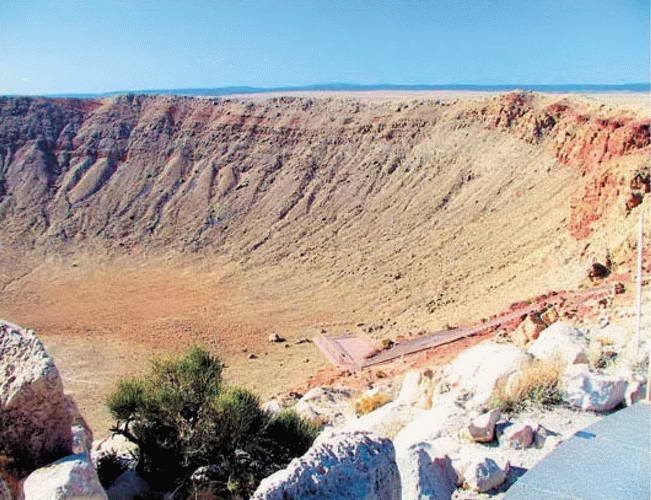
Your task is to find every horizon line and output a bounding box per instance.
[4,82,650,99]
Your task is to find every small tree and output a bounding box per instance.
[107,346,320,498]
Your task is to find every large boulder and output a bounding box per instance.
[396,442,457,500]
[252,431,401,500]
[446,342,531,408]
[22,453,107,500]
[294,387,354,425]
[527,322,588,366]
[562,366,627,412]
[0,321,72,467]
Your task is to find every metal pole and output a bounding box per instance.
[635,209,644,351]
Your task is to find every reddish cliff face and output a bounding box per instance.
[460,92,650,239]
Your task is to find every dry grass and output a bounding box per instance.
[353,391,393,415]
[490,358,564,413]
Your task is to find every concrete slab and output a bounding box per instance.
[505,402,650,500]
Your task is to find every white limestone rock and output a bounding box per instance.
[624,377,647,406]
[346,401,420,439]
[294,387,354,425]
[396,442,457,500]
[527,322,588,366]
[393,399,459,452]
[0,321,72,466]
[446,341,531,408]
[460,457,509,493]
[252,431,400,500]
[562,366,627,412]
[395,369,435,409]
[22,453,107,500]
[91,434,139,471]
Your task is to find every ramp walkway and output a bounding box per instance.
[505,402,650,499]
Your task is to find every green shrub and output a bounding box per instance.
[106,346,319,498]
[95,452,128,489]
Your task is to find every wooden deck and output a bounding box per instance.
[315,284,615,368]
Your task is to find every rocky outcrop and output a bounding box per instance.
[0,321,72,467]
[22,453,107,500]
[252,431,400,500]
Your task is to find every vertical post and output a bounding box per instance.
[635,209,644,351]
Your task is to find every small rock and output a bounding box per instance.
[23,453,107,500]
[467,409,500,443]
[461,457,509,493]
[268,333,285,343]
[501,422,534,449]
[294,338,312,345]
[540,307,559,326]
[248,353,258,359]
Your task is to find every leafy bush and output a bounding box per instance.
[106,346,319,498]
[489,358,564,413]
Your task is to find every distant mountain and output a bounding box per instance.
[33,82,651,98]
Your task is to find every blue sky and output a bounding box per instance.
[1,0,649,95]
